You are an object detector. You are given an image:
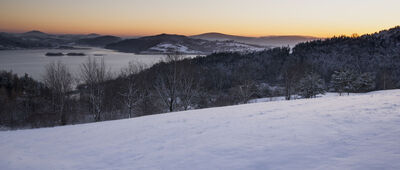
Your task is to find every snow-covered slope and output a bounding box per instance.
[1,90,400,170]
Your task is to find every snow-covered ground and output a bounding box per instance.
[1,90,400,170]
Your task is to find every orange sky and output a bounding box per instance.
[0,0,399,37]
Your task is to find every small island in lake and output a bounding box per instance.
[56,46,91,50]
[45,52,64,57]
[45,52,86,57]
[66,52,85,56]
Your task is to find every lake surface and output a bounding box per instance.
[0,48,188,80]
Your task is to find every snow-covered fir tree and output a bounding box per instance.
[297,72,325,98]
[330,70,356,96]
[354,72,375,92]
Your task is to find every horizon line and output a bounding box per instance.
[3,25,398,39]
[0,29,339,39]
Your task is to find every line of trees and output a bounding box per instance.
[0,52,392,129]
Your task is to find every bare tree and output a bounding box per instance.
[80,57,111,121]
[119,60,147,118]
[235,80,257,104]
[178,70,199,110]
[283,69,296,100]
[283,62,305,100]
[43,61,74,125]
[154,52,184,112]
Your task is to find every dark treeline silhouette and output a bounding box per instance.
[1,26,400,129]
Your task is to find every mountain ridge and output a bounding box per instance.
[76,35,122,47]
[191,32,321,47]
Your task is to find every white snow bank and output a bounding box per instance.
[1,90,400,170]
[248,92,364,103]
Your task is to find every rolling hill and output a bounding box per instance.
[105,33,269,54]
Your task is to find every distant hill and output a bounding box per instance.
[77,35,122,47]
[105,33,270,54]
[22,30,49,37]
[0,32,54,50]
[0,31,115,50]
[86,33,101,38]
[191,32,321,47]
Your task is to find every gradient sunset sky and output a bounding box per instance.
[0,0,399,37]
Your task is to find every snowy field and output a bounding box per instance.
[1,90,400,170]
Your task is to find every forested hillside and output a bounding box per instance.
[292,26,400,89]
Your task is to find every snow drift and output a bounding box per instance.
[1,90,400,170]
